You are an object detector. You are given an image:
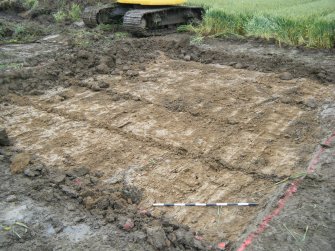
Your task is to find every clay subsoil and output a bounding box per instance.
[1,10,335,251]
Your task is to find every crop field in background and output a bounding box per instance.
[187,0,335,48]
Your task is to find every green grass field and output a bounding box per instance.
[187,0,335,48]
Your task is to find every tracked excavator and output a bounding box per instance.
[82,0,204,36]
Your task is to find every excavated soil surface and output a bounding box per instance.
[1,32,335,251]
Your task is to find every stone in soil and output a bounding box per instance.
[24,167,41,177]
[279,72,293,80]
[98,81,109,89]
[24,163,44,177]
[90,83,101,91]
[60,185,79,198]
[83,196,95,209]
[184,55,191,61]
[126,70,139,77]
[123,218,135,231]
[96,63,110,74]
[117,216,135,231]
[6,195,18,202]
[0,128,10,146]
[235,63,246,69]
[66,166,89,178]
[146,226,170,249]
[123,65,130,71]
[52,174,66,184]
[94,170,104,178]
[10,153,31,174]
[304,98,318,109]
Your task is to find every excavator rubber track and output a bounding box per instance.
[123,8,174,36]
[82,4,117,28]
[123,7,203,36]
[82,4,204,36]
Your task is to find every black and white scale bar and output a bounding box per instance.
[153,203,258,207]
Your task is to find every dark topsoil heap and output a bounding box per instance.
[0,146,215,250]
[1,0,334,96]
[1,34,334,97]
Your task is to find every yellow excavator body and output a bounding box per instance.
[117,0,186,5]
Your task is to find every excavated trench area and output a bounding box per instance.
[2,45,333,244]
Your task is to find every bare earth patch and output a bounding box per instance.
[2,52,332,243]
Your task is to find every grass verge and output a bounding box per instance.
[187,0,335,48]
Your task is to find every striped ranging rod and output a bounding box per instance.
[153,203,258,207]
